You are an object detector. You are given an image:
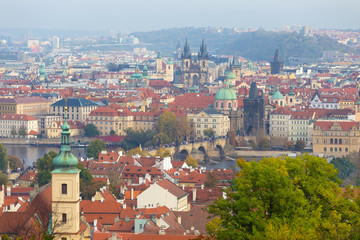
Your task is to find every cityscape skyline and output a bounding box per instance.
[1,0,359,32]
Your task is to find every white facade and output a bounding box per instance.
[0,114,39,137]
[137,182,188,211]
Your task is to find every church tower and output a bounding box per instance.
[355,88,360,122]
[270,49,284,75]
[165,58,174,82]
[181,39,191,71]
[156,52,163,74]
[51,107,80,239]
[198,38,209,71]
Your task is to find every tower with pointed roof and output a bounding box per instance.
[198,38,209,72]
[243,82,266,136]
[180,39,211,88]
[156,51,163,74]
[355,88,360,122]
[51,106,80,239]
[270,49,284,75]
[230,54,242,81]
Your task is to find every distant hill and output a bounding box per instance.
[132,28,358,62]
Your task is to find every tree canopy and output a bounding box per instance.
[207,154,360,239]
[86,139,106,159]
[84,124,100,137]
[185,155,198,168]
[204,128,216,139]
[0,144,8,171]
[119,128,154,150]
[36,151,57,187]
[7,155,24,170]
[331,156,356,180]
[154,112,192,145]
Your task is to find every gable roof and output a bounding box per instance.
[157,179,188,199]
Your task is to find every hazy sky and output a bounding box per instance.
[1,0,359,32]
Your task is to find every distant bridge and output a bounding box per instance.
[148,138,231,162]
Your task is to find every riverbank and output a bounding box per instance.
[0,137,92,145]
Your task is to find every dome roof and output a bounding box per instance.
[215,87,237,100]
[271,89,285,99]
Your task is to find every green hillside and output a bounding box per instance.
[132,28,358,62]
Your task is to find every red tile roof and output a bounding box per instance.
[0,114,38,121]
[314,121,359,131]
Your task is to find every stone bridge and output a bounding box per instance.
[148,138,232,162]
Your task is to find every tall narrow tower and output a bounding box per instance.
[181,39,191,71]
[198,38,209,71]
[355,88,360,122]
[270,49,284,75]
[51,107,80,239]
[156,51,163,74]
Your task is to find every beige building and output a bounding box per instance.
[188,106,230,138]
[46,120,85,138]
[51,98,98,123]
[313,120,360,157]
[0,114,39,138]
[132,112,156,132]
[269,107,291,138]
[288,111,315,146]
[87,106,134,136]
[0,96,51,116]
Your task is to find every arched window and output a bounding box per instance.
[330,138,333,144]
[324,147,327,152]
[335,147,337,152]
[339,138,342,144]
[228,102,232,109]
[339,148,342,152]
[334,139,338,144]
[345,148,348,152]
[330,147,333,152]
[221,102,224,108]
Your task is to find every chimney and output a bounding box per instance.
[100,197,104,203]
[177,215,182,225]
[192,188,197,202]
[182,184,185,190]
[123,203,126,209]
[94,219,98,231]
[6,187,11,196]
[114,216,120,223]
[131,188,134,200]
[201,184,204,190]
[91,196,95,202]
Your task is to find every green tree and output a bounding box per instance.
[36,151,57,187]
[155,112,191,145]
[331,156,356,180]
[0,144,8,171]
[10,127,17,138]
[0,172,8,185]
[285,141,295,150]
[84,124,100,137]
[257,137,270,150]
[204,171,218,188]
[81,181,105,200]
[120,129,155,150]
[7,155,24,170]
[295,140,306,151]
[203,128,216,139]
[86,139,106,159]
[207,154,360,239]
[155,147,171,158]
[18,125,27,138]
[185,155,198,168]
[110,129,116,136]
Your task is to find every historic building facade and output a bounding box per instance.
[243,82,266,136]
[180,39,211,88]
[313,120,360,157]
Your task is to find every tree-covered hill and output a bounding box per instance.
[132,28,358,62]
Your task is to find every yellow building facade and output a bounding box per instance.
[313,120,360,157]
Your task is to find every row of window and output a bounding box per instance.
[324,147,348,152]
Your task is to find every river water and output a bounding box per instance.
[3,144,86,167]
[3,144,252,169]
